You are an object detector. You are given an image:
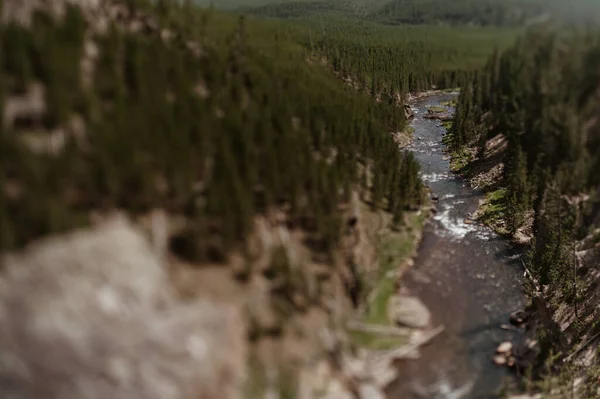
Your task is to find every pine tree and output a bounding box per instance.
[505,145,529,234]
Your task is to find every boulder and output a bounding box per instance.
[496,341,513,354]
[509,310,529,326]
[358,384,386,399]
[507,356,516,368]
[403,104,415,120]
[388,295,431,328]
[0,216,246,399]
[493,355,507,365]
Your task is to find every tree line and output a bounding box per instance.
[277,14,517,96]
[1,0,425,258]
[451,25,600,299]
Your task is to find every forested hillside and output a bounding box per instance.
[373,0,544,26]
[234,5,520,93]
[295,19,517,93]
[452,28,600,286]
[195,0,526,97]
[195,0,390,12]
[0,0,428,254]
[451,27,600,393]
[201,0,600,27]
[0,0,519,252]
[241,0,361,18]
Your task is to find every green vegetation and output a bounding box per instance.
[442,87,460,92]
[443,130,472,172]
[440,99,457,107]
[427,105,446,113]
[231,1,521,94]
[452,25,600,388]
[1,2,426,253]
[297,18,518,94]
[370,212,426,325]
[351,210,426,349]
[349,330,407,350]
[1,0,524,253]
[199,0,600,27]
[451,27,600,288]
[476,188,508,235]
[372,0,546,27]
[242,0,360,18]
[195,0,390,13]
[449,148,473,172]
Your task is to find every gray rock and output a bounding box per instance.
[0,216,246,399]
[358,384,386,399]
[493,355,507,365]
[388,296,431,328]
[509,310,529,326]
[403,104,415,120]
[496,341,513,354]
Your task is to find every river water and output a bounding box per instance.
[386,94,526,399]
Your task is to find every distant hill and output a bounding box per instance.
[196,0,389,11]
[241,0,363,18]
[201,0,600,27]
[371,0,600,26]
[371,0,542,26]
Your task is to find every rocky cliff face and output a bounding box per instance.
[0,196,400,399]
[0,215,247,399]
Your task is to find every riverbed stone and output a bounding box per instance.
[493,355,507,365]
[509,310,529,326]
[387,295,431,328]
[358,383,386,399]
[496,341,513,354]
[507,356,516,367]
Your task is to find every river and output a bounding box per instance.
[386,94,526,399]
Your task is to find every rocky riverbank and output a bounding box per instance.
[0,188,436,399]
[447,130,600,398]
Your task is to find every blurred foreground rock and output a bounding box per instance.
[388,295,431,328]
[0,206,398,399]
[0,216,246,399]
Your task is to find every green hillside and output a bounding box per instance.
[1,2,426,252]
[0,1,520,252]
[374,0,600,26]
[204,0,600,27]
[196,0,390,11]
[451,26,600,393]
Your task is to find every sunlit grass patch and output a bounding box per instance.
[441,120,453,130]
[351,210,427,349]
[427,105,447,113]
[477,188,509,235]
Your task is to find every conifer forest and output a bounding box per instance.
[1,0,600,398]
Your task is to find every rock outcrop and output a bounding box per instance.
[387,295,431,328]
[0,216,247,399]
